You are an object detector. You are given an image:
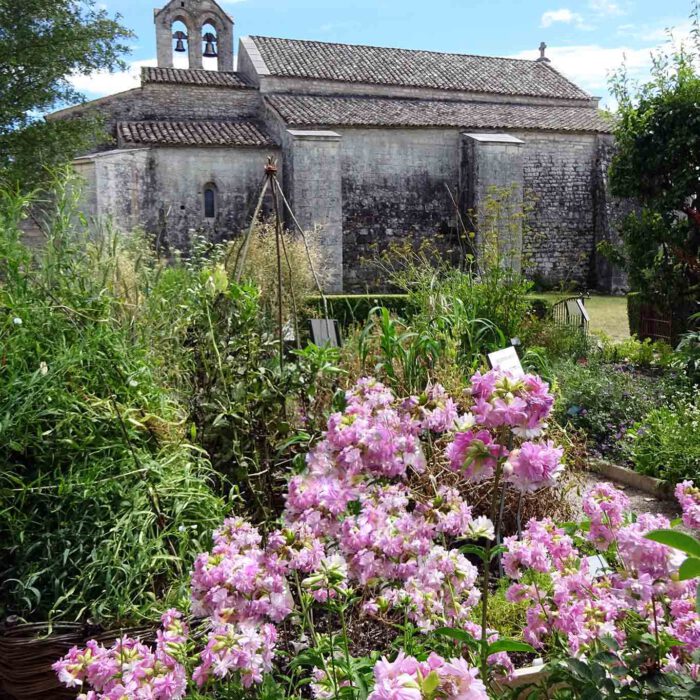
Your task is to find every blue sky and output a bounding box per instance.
[73,0,695,108]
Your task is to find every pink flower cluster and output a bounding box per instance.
[54,372,564,697]
[446,429,506,482]
[503,483,700,668]
[446,370,561,493]
[52,610,188,700]
[676,480,700,530]
[582,482,630,550]
[504,440,564,493]
[190,516,293,624]
[283,379,487,630]
[470,370,554,438]
[368,651,488,700]
[192,621,277,688]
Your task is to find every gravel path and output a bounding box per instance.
[570,469,680,521]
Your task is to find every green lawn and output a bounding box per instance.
[534,293,630,342]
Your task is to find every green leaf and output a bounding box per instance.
[487,639,537,655]
[422,670,440,696]
[679,557,700,581]
[645,530,700,558]
[458,544,487,561]
[433,627,478,648]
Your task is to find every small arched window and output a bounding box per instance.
[203,184,217,219]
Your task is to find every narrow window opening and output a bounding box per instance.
[203,185,217,219]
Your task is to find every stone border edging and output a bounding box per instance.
[588,459,673,500]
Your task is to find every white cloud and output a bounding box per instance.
[513,17,697,108]
[588,0,625,17]
[618,19,692,43]
[541,8,586,28]
[68,51,228,98]
[69,58,157,97]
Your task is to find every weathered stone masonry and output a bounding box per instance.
[49,0,626,292]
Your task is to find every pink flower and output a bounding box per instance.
[676,481,700,530]
[505,440,564,492]
[469,370,554,436]
[445,429,506,482]
[438,658,489,700]
[582,482,630,550]
[418,384,459,433]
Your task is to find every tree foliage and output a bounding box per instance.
[608,3,700,317]
[0,0,133,188]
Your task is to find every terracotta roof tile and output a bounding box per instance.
[117,120,276,147]
[266,94,611,133]
[251,36,591,101]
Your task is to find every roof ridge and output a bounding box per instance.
[248,34,543,65]
[269,91,601,108]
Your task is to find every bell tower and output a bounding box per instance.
[154,0,234,71]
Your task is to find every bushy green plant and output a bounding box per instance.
[0,174,344,624]
[625,400,700,481]
[553,358,692,462]
[607,9,700,336]
[673,312,700,382]
[601,336,675,368]
[0,183,226,624]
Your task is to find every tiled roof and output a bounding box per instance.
[141,67,253,88]
[266,94,611,133]
[117,120,276,147]
[250,36,591,101]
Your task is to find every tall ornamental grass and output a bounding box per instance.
[0,181,226,624]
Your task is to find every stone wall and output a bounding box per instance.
[461,133,524,274]
[72,146,277,251]
[73,148,152,232]
[284,130,343,292]
[593,135,631,294]
[145,145,279,250]
[514,131,599,287]
[337,128,462,291]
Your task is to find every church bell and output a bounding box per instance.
[203,32,218,58]
[173,30,187,52]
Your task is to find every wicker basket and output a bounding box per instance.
[0,622,155,700]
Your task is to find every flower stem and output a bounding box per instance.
[480,459,505,680]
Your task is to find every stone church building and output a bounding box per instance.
[51,0,625,292]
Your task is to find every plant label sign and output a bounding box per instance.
[576,298,590,322]
[487,346,525,378]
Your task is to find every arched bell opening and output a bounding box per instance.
[171,19,190,68]
[201,21,219,71]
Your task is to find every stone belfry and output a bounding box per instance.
[154,0,234,71]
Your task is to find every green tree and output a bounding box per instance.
[0,0,133,189]
[608,4,700,330]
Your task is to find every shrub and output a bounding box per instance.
[673,312,700,382]
[625,400,700,482]
[306,293,410,328]
[553,359,692,462]
[0,186,226,624]
[601,335,675,368]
